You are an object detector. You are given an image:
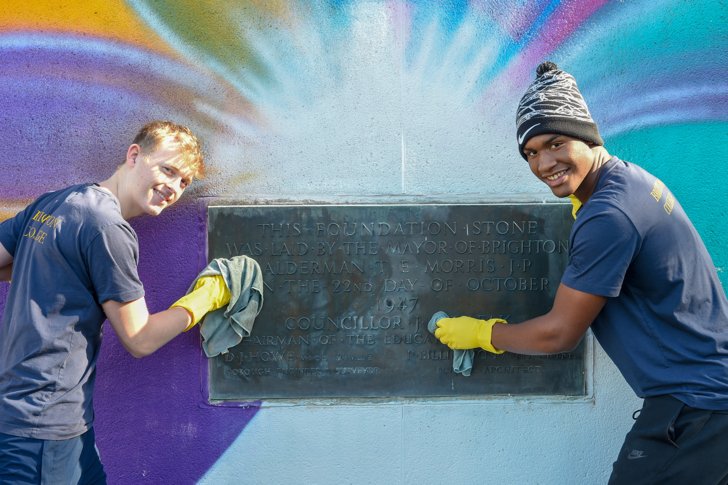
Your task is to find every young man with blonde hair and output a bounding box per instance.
[0,121,229,483]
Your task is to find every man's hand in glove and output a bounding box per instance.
[434,316,507,354]
[171,275,231,331]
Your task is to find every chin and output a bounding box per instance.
[144,205,165,217]
[549,187,571,199]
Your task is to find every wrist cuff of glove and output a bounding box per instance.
[171,303,200,332]
[170,275,231,332]
[478,319,507,354]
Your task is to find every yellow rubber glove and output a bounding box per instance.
[171,275,231,331]
[568,194,582,220]
[434,316,507,353]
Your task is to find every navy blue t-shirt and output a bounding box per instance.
[562,158,728,410]
[0,184,144,439]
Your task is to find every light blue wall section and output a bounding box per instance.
[201,348,640,484]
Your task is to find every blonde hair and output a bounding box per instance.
[132,121,205,178]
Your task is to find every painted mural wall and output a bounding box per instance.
[0,1,726,483]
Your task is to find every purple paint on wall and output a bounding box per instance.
[0,31,260,478]
[0,187,260,483]
[93,202,260,484]
[481,0,610,100]
[0,33,249,200]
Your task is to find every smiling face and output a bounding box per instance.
[522,133,600,200]
[123,139,195,218]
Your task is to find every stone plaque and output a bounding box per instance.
[207,204,585,399]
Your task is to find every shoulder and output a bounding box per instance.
[1,184,90,230]
[593,157,652,195]
[571,160,642,247]
[582,158,657,220]
[65,185,126,226]
[588,158,675,233]
[59,185,137,246]
[67,184,119,211]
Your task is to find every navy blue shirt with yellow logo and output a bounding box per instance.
[0,183,144,439]
[562,158,728,410]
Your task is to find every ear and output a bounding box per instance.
[125,144,141,167]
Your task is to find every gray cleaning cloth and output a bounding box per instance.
[189,256,264,357]
[428,311,474,377]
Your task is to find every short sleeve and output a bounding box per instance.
[85,223,144,304]
[0,204,34,256]
[561,207,640,298]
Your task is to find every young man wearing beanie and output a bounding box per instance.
[0,121,231,483]
[434,62,728,484]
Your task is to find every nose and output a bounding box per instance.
[534,151,557,176]
[159,181,182,203]
[167,176,186,197]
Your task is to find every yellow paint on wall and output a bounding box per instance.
[0,200,32,222]
[0,0,178,57]
[249,0,290,18]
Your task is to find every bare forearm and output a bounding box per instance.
[105,275,228,358]
[490,284,605,355]
[491,313,580,355]
[125,307,192,357]
[0,243,13,282]
[0,263,12,282]
[104,298,193,358]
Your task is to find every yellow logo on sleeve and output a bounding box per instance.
[650,179,674,215]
